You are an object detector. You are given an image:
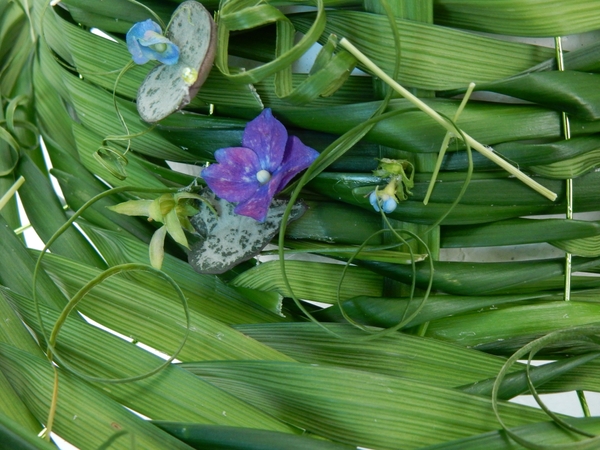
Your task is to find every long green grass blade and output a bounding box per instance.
[276,98,600,154]
[531,149,600,179]
[236,322,514,386]
[62,73,193,162]
[154,422,353,450]
[50,168,156,244]
[81,224,285,324]
[357,256,600,296]
[183,360,549,450]
[292,10,555,90]
[442,135,600,172]
[318,292,556,329]
[16,154,106,270]
[0,296,43,434]
[552,233,600,257]
[434,0,600,37]
[231,260,382,304]
[425,300,600,351]
[421,416,600,449]
[470,71,600,121]
[309,170,600,225]
[441,218,600,248]
[0,215,68,310]
[459,353,600,399]
[0,413,56,450]
[38,252,291,361]
[1,287,296,433]
[0,343,195,450]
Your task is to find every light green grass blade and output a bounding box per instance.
[0,215,68,311]
[16,154,106,270]
[318,292,556,329]
[38,252,292,362]
[0,296,43,434]
[291,10,555,90]
[358,256,600,296]
[0,343,195,450]
[80,224,286,325]
[71,123,169,193]
[183,360,550,450]
[56,14,262,110]
[62,73,193,162]
[1,287,297,433]
[531,149,600,179]
[421,416,600,449]
[235,322,514,386]
[425,300,600,351]
[552,233,600,257]
[434,0,600,37]
[231,260,383,304]
[472,71,600,121]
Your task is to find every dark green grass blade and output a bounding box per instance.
[153,422,354,450]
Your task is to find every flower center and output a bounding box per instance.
[150,42,168,53]
[256,169,271,185]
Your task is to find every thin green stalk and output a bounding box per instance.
[339,37,557,202]
[555,36,573,304]
[0,175,24,212]
[556,35,589,419]
[424,82,475,205]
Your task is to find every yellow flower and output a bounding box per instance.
[108,192,204,269]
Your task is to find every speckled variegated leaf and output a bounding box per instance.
[188,191,306,274]
[137,1,217,122]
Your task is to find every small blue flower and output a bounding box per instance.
[369,190,398,213]
[126,19,180,65]
[202,109,319,222]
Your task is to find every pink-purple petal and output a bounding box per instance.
[275,135,320,191]
[242,108,287,172]
[203,147,262,202]
[234,172,283,222]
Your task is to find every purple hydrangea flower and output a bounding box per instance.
[126,19,179,65]
[202,108,319,222]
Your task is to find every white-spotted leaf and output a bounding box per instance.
[188,191,306,274]
[136,1,217,122]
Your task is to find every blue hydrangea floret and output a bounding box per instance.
[202,109,319,222]
[369,184,399,214]
[126,19,180,65]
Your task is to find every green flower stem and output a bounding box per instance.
[424,82,476,205]
[339,37,558,202]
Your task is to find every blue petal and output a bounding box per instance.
[242,108,287,173]
[382,197,398,213]
[129,19,163,39]
[154,42,180,65]
[138,30,171,46]
[369,191,381,212]
[126,19,179,65]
